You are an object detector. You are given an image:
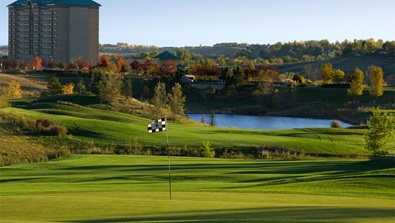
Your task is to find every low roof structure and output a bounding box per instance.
[154,51,180,61]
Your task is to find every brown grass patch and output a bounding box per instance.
[0,73,47,97]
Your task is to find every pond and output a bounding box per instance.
[188,114,352,130]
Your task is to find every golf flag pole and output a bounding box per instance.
[166,117,172,200]
[147,117,171,200]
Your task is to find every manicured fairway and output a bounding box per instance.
[4,105,395,156]
[1,155,394,223]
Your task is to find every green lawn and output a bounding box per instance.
[0,155,394,223]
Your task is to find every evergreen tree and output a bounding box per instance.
[209,111,216,126]
[77,77,86,95]
[97,74,122,104]
[168,83,186,117]
[151,82,168,118]
[122,78,133,99]
[47,76,63,95]
[151,82,168,109]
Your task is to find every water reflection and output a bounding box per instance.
[188,114,352,129]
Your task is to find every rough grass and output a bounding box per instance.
[0,130,69,166]
[0,73,47,97]
[0,155,394,223]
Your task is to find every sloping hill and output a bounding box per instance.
[278,54,395,79]
[0,73,47,97]
[4,102,390,156]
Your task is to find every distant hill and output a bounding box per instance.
[99,44,245,58]
[277,54,395,79]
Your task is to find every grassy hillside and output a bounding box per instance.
[3,99,394,156]
[0,155,394,223]
[278,54,395,79]
[0,73,47,97]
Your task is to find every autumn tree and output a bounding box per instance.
[368,66,384,99]
[332,69,345,83]
[63,83,74,95]
[364,108,395,156]
[347,67,364,98]
[130,60,141,70]
[168,83,186,117]
[116,56,125,73]
[6,81,22,98]
[47,76,63,95]
[98,55,110,68]
[320,63,333,84]
[76,57,91,70]
[30,56,42,70]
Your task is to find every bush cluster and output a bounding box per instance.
[0,112,68,136]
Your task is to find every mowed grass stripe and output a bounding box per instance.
[0,155,394,223]
[1,192,394,223]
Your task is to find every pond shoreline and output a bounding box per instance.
[188,113,353,129]
[188,105,368,126]
[188,108,360,126]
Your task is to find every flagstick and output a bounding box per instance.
[166,117,172,200]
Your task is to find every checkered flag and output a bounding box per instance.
[147,118,167,133]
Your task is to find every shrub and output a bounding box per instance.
[7,81,22,98]
[0,97,10,108]
[201,141,215,158]
[0,112,68,136]
[330,120,343,128]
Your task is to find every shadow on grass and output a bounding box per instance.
[63,206,395,223]
[47,158,394,188]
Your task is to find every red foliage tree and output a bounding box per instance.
[97,55,110,68]
[30,56,42,70]
[116,56,124,71]
[130,60,141,70]
[77,56,91,69]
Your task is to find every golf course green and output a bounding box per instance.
[1,155,394,223]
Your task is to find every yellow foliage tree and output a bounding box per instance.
[347,67,364,98]
[63,83,75,95]
[368,66,384,98]
[7,81,22,98]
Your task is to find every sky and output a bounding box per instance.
[1,0,394,47]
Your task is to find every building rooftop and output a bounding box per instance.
[154,51,180,60]
[8,0,101,8]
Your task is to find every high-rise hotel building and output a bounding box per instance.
[7,0,100,63]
